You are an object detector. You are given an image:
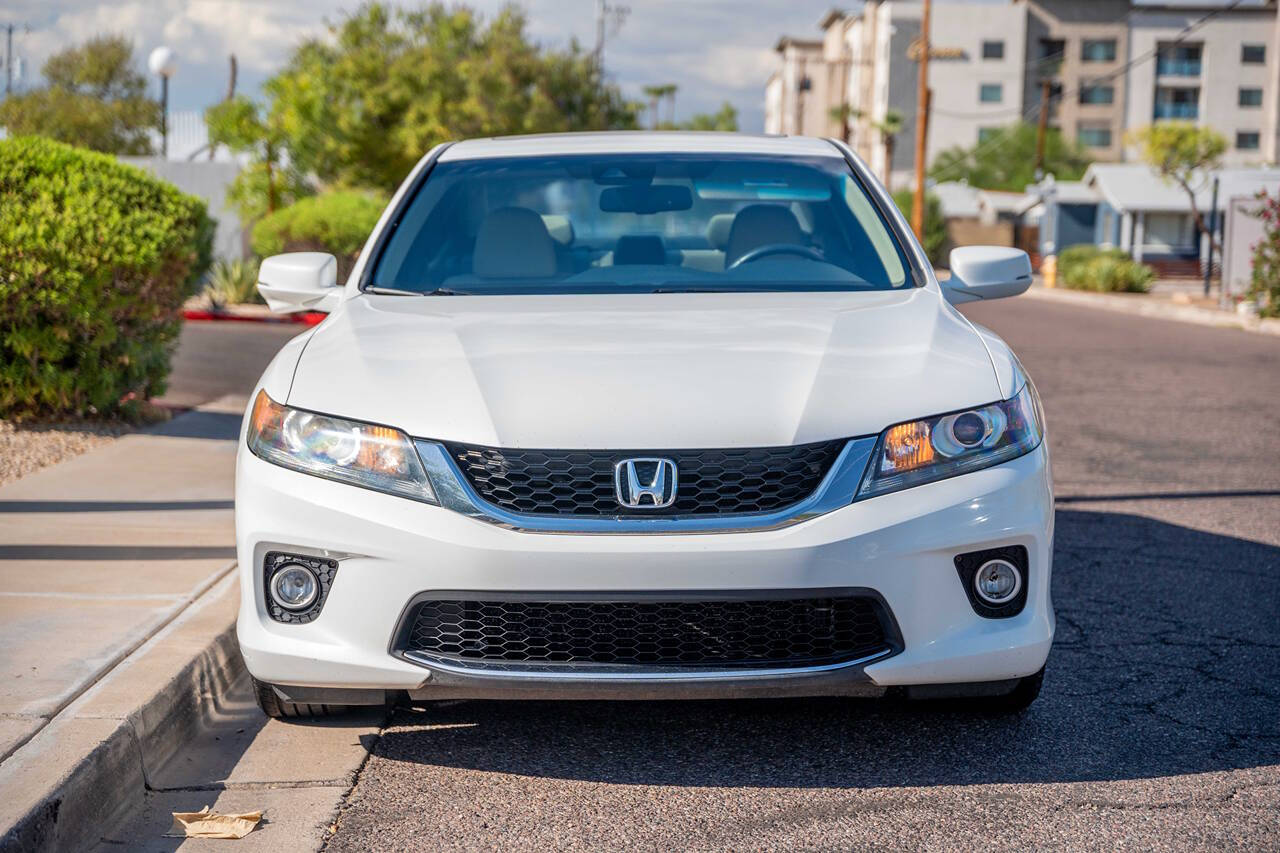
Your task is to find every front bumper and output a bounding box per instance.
[235,443,1054,699]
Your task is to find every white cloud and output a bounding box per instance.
[3,0,841,130]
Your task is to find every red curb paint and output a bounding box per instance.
[182,310,327,326]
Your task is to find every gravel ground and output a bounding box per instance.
[324,298,1280,851]
[0,419,134,486]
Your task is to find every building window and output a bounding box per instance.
[1240,87,1264,107]
[1079,85,1115,105]
[1078,125,1112,148]
[979,83,1003,103]
[1237,131,1261,150]
[1154,86,1199,120]
[1156,43,1202,76]
[1242,44,1266,64]
[982,40,1004,60]
[1081,39,1117,62]
[978,127,1001,143]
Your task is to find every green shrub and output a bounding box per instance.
[893,189,947,266]
[205,257,262,308]
[250,190,387,281]
[0,136,214,419]
[1058,244,1154,293]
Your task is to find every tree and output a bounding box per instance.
[224,2,638,211]
[1129,122,1227,253]
[677,102,738,132]
[647,83,678,129]
[827,107,902,188]
[205,96,309,218]
[1248,190,1280,317]
[893,188,946,265]
[930,122,1091,192]
[0,35,159,154]
[642,85,665,129]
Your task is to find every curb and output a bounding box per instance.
[182,309,326,326]
[1023,286,1280,337]
[0,578,244,853]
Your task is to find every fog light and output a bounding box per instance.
[270,564,319,611]
[973,559,1022,605]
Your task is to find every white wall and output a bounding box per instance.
[118,157,246,261]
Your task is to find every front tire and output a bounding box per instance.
[975,667,1044,712]
[252,677,347,719]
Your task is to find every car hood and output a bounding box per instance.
[286,289,1002,448]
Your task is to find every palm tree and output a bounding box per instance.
[875,110,904,188]
[828,104,855,145]
[662,84,678,126]
[642,85,665,130]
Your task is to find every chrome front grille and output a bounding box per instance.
[444,441,845,517]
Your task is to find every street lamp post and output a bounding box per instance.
[148,46,178,158]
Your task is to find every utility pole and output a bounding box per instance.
[911,0,932,240]
[4,23,29,96]
[1204,175,1219,300]
[1034,77,1052,177]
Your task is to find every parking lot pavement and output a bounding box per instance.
[156,321,302,411]
[313,299,1280,850]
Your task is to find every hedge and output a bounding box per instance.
[0,136,213,419]
[250,190,387,282]
[1058,244,1154,293]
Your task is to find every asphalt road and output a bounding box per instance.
[322,300,1280,851]
[157,321,302,410]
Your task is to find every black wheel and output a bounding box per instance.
[975,667,1044,712]
[252,677,347,719]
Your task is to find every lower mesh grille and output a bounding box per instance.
[396,595,890,669]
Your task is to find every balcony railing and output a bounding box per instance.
[1156,59,1202,76]
[1154,102,1199,119]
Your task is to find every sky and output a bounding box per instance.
[0,0,851,132]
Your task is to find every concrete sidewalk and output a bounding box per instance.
[0,397,244,764]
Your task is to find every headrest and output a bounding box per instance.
[725,204,806,267]
[541,215,575,246]
[705,214,735,251]
[473,207,557,278]
[613,234,666,266]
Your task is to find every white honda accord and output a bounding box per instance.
[237,132,1053,718]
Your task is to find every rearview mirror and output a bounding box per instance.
[599,184,693,214]
[942,246,1033,304]
[257,253,343,314]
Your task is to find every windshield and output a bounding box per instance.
[369,153,912,295]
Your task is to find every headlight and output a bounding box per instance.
[856,382,1044,499]
[247,390,437,503]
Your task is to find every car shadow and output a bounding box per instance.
[373,508,1280,787]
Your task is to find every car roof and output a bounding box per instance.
[438,131,843,161]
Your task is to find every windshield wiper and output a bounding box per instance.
[364,286,473,296]
[364,286,423,296]
[650,285,764,294]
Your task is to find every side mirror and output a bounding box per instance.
[257,253,343,314]
[943,246,1033,304]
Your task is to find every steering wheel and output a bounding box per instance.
[728,243,825,269]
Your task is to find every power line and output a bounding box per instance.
[930,0,1248,182]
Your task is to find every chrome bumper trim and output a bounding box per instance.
[402,647,895,700]
[413,437,877,535]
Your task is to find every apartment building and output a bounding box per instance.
[767,3,1028,189]
[1021,0,1132,161]
[767,1,1280,178]
[1126,4,1280,164]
